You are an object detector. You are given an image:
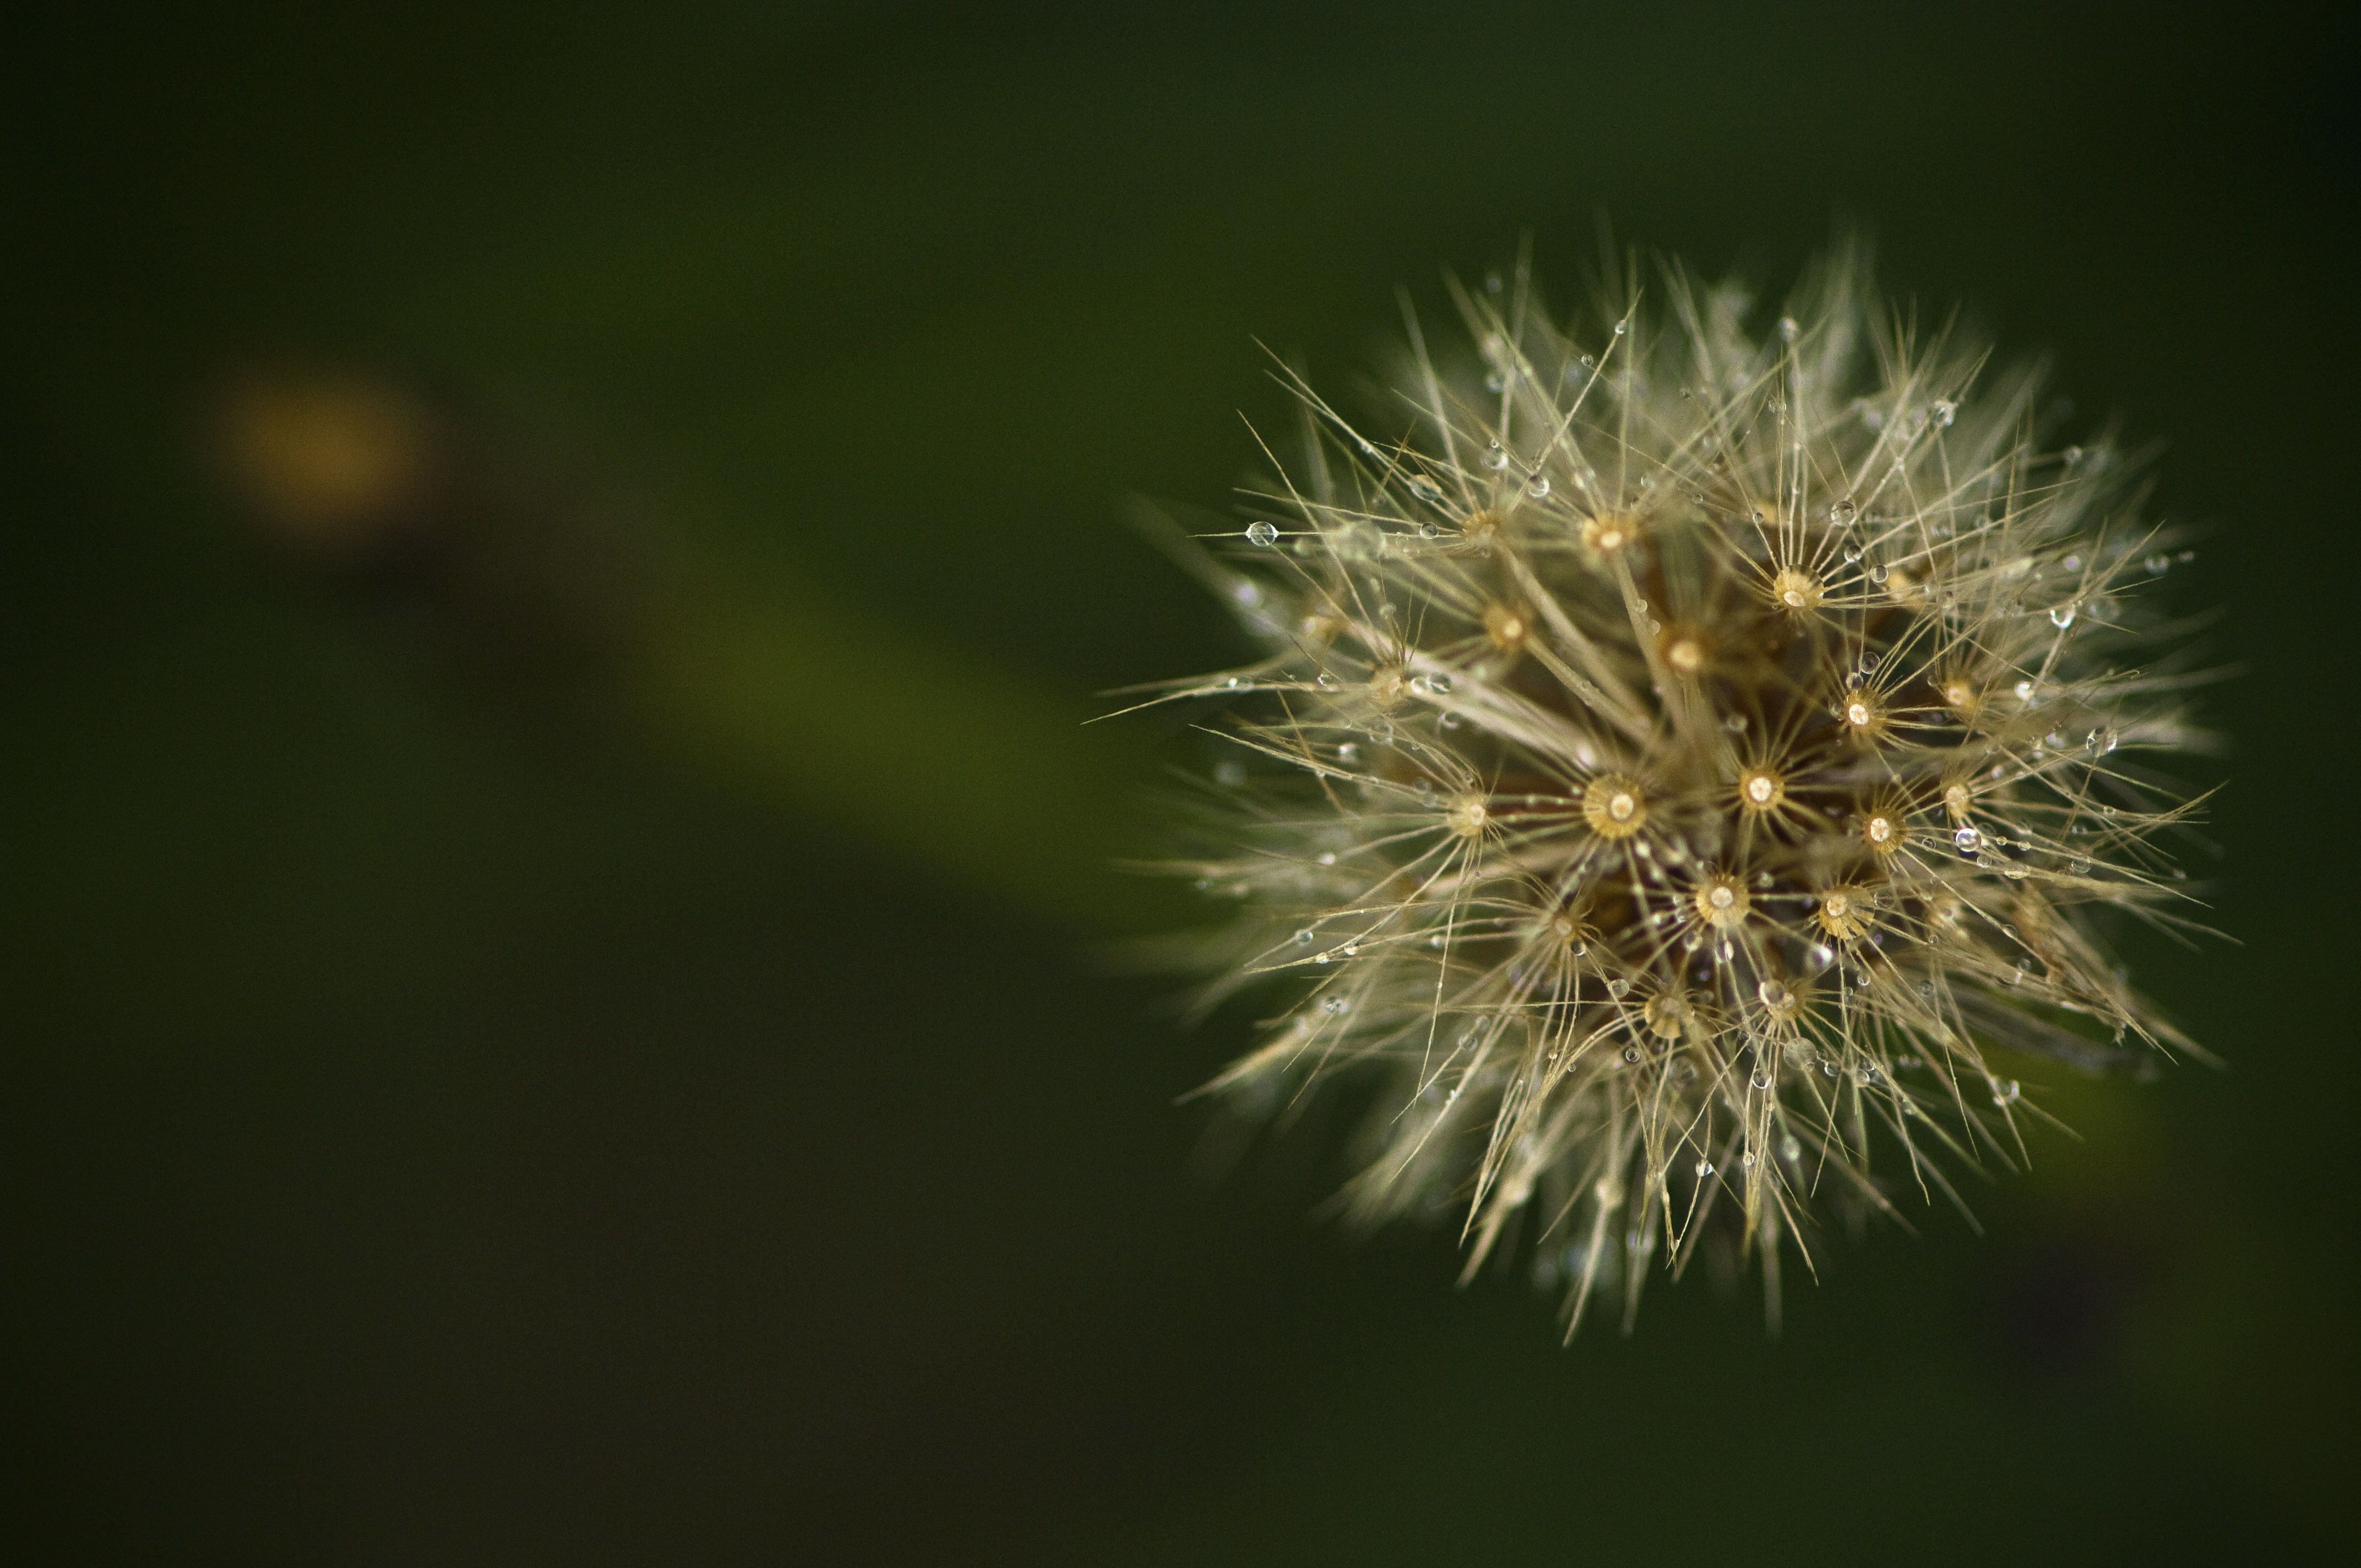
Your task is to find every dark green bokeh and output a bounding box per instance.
[6,3,2354,1560]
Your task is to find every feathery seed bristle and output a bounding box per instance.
[1135,241,2215,1336]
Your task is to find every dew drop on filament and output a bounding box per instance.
[1245,521,1278,547]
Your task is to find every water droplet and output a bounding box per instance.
[1484,371,1506,393]
[1525,472,1551,499]
[1336,743,1357,761]
[2145,552,2170,575]
[1613,322,1628,336]
[1695,1159,1715,1178]
[2014,680,2037,701]
[2063,445,2084,466]
[1417,520,1440,540]
[1315,672,1339,690]
[1954,826,1981,854]
[1991,1079,2021,1107]
[1867,563,1890,585]
[1620,1046,1640,1064]
[1758,981,1790,1009]
[1843,545,1863,564]
[2049,602,2079,629]
[1439,711,1461,729]
[1777,316,1799,342]
[1483,440,1509,471]
[1781,1135,1802,1162]
[1607,978,1631,998]
[1316,852,1336,866]
[1830,499,1858,524]
[1244,521,1278,547]
[1427,672,1454,695]
[1322,996,1350,1016]
[1933,399,1956,427]
[1579,353,1597,369]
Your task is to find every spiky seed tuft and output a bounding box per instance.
[1139,241,2216,1336]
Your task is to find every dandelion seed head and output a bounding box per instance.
[1140,239,2215,1335]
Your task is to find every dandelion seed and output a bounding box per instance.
[1136,238,2216,1336]
[1737,765,1785,814]
[1582,775,1649,839]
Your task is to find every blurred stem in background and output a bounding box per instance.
[638,587,1143,922]
[210,362,1160,928]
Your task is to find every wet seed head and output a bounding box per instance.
[1140,239,2215,1336]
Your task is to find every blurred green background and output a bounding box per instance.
[5,2,2354,1561]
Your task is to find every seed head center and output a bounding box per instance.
[1738,766,1785,812]
[1446,795,1489,837]
[1695,875,1751,928]
[1582,775,1649,839]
